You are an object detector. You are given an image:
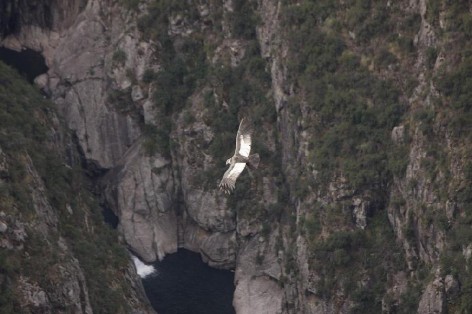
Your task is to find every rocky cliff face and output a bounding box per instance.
[2,0,472,313]
[0,60,153,313]
[0,0,87,37]
[0,150,94,313]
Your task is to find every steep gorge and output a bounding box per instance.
[1,0,472,313]
[0,61,153,312]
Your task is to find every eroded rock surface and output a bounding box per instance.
[2,0,472,313]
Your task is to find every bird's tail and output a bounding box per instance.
[248,153,260,169]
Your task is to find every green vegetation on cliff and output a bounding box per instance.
[283,0,406,196]
[0,61,135,313]
[280,0,472,312]
[138,0,276,190]
[119,1,472,312]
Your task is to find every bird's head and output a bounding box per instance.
[226,158,231,165]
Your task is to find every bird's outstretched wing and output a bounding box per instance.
[219,162,246,194]
[234,118,253,158]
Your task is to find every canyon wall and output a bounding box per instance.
[2,0,472,313]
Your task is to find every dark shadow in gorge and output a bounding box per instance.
[0,0,54,36]
[101,204,119,229]
[0,47,48,83]
[142,248,236,314]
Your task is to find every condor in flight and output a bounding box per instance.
[219,118,260,194]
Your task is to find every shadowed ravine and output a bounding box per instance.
[0,47,48,83]
[142,249,236,314]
